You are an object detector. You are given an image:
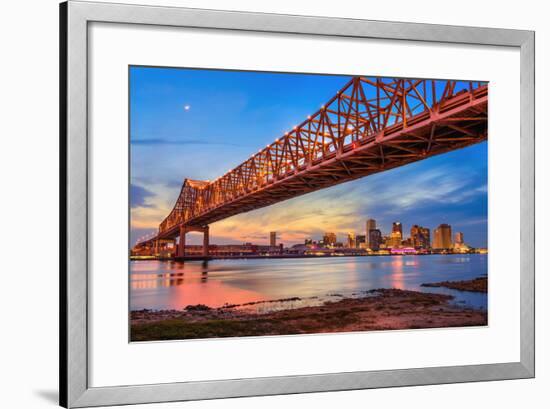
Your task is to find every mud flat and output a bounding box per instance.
[130,288,488,341]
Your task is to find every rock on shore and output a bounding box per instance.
[421,277,488,293]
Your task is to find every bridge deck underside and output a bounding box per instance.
[156,90,487,241]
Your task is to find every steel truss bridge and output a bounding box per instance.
[133,76,488,258]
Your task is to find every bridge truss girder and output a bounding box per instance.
[141,76,487,244]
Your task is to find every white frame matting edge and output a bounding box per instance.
[60,1,535,407]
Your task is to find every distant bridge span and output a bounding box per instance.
[134,76,487,258]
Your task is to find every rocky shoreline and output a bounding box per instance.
[131,287,488,341]
[421,276,487,293]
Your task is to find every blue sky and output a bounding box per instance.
[130,67,488,248]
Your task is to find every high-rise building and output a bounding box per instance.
[386,222,403,248]
[355,235,366,249]
[392,222,403,236]
[368,229,382,251]
[387,231,402,248]
[366,219,376,247]
[323,232,337,247]
[420,227,431,248]
[411,225,421,244]
[433,224,453,249]
[411,225,431,249]
[347,232,356,248]
[381,235,390,249]
[367,219,376,231]
[270,231,277,247]
[453,232,468,252]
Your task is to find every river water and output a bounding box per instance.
[130,254,487,312]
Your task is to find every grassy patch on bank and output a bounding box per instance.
[131,309,361,341]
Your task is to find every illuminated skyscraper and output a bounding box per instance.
[366,219,376,248]
[347,232,356,248]
[270,231,277,247]
[433,224,453,249]
[368,229,382,251]
[453,232,468,252]
[392,222,403,236]
[411,225,421,246]
[323,232,337,247]
[411,225,431,249]
[386,222,403,248]
[355,235,366,249]
[421,227,431,247]
[387,231,403,248]
[367,219,376,231]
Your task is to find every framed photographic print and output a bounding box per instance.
[60,1,535,407]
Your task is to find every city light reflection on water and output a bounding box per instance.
[130,254,488,312]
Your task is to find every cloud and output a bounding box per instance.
[208,184,362,245]
[130,227,158,246]
[130,179,186,230]
[130,183,156,209]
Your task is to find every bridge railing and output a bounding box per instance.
[157,77,487,235]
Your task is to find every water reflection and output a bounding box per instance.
[389,258,405,289]
[130,254,488,311]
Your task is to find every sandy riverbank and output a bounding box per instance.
[130,287,487,341]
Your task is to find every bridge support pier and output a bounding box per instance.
[176,225,209,259]
[203,226,209,257]
[178,226,186,257]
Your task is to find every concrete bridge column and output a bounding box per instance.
[178,226,186,257]
[203,226,210,257]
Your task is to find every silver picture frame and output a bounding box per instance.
[60,1,535,407]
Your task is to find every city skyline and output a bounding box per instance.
[243,220,471,249]
[130,67,488,248]
[132,219,479,259]
[134,217,480,251]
